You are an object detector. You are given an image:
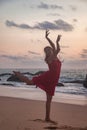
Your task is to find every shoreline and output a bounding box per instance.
[0,85,87,106]
[0,96,87,130]
[0,85,87,129]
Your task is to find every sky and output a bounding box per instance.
[0,0,87,69]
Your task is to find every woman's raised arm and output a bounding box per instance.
[45,30,56,51]
[56,35,61,54]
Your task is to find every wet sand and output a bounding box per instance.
[0,96,87,130]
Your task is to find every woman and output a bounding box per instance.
[13,30,62,123]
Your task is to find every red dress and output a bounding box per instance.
[32,59,61,96]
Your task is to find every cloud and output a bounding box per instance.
[0,54,29,61]
[6,20,31,29]
[28,50,40,55]
[85,28,87,32]
[0,53,45,68]
[83,49,87,53]
[61,45,69,48]
[0,0,15,6]
[0,0,10,4]
[73,19,78,22]
[5,19,74,31]
[0,52,42,61]
[37,2,49,9]
[35,21,57,30]
[80,49,87,58]
[69,5,77,11]
[80,0,87,2]
[37,2,63,10]
[55,19,74,31]
[63,58,87,69]
[47,13,60,16]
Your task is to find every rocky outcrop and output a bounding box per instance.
[0,83,14,86]
[7,71,45,82]
[0,73,11,77]
[7,74,64,86]
[64,80,84,84]
[7,75,23,82]
[23,71,45,76]
[2,71,87,88]
[57,82,64,86]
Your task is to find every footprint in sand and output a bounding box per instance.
[32,119,58,125]
[44,126,58,129]
[44,125,87,130]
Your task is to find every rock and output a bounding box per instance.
[23,71,45,76]
[57,82,64,86]
[0,83,14,86]
[7,71,44,82]
[83,82,87,88]
[83,74,87,88]
[7,74,64,86]
[64,80,83,84]
[0,73,11,77]
[7,75,22,82]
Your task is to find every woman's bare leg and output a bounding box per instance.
[13,71,34,85]
[45,93,52,121]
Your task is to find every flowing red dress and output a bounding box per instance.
[32,59,61,96]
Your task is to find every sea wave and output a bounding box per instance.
[0,68,87,96]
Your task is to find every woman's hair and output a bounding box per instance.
[44,46,53,53]
[44,46,54,63]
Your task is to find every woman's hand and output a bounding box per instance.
[45,30,50,38]
[56,35,62,43]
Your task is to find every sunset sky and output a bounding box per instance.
[0,0,87,69]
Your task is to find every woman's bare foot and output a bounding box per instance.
[45,119,57,124]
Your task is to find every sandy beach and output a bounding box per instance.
[0,93,87,130]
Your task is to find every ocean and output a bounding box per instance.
[0,68,87,97]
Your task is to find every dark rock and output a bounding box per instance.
[7,71,45,82]
[57,82,64,86]
[0,83,14,86]
[83,82,87,88]
[83,74,87,88]
[23,72,34,76]
[7,75,23,82]
[0,73,11,77]
[7,74,64,86]
[64,80,83,84]
[23,71,45,76]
